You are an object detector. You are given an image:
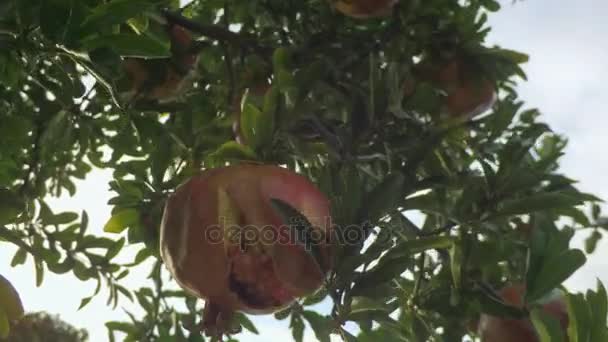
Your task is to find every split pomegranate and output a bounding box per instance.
[159,164,333,334]
[478,284,569,342]
[333,0,398,19]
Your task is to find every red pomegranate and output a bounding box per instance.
[445,78,496,118]
[121,24,199,102]
[478,284,569,342]
[413,58,497,119]
[159,164,333,334]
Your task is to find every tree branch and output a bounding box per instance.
[160,9,270,55]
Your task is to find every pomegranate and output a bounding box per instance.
[413,58,497,118]
[445,78,496,118]
[478,284,569,342]
[122,24,199,102]
[159,164,333,335]
[333,0,398,19]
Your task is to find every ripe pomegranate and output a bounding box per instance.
[333,0,398,19]
[478,284,569,342]
[122,24,200,102]
[159,164,333,335]
[445,78,496,118]
[413,58,497,118]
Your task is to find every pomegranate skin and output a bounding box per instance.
[478,284,569,342]
[160,164,333,316]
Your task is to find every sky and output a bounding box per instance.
[2,1,608,341]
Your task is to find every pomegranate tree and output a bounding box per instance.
[159,164,333,335]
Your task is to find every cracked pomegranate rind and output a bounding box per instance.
[160,164,333,334]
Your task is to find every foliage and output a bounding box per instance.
[0,0,607,341]
[2,311,88,342]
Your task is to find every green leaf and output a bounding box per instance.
[584,230,602,254]
[351,255,412,296]
[481,0,501,12]
[10,248,27,267]
[207,141,257,164]
[81,236,117,249]
[272,47,295,72]
[127,248,152,266]
[34,260,44,287]
[39,0,74,41]
[588,281,608,341]
[0,189,25,224]
[235,312,258,334]
[497,192,586,217]
[88,47,124,80]
[339,329,359,342]
[80,211,89,239]
[357,326,405,341]
[402,192,442,214]
[104,209,140,234]
[82,33,171,58]
[301,311,331,342]
[492,48,530,64]
[294,61,329,101]
[105,237,125,260]
[105,321,137,334]
[290,315,305,342]
[73,260,93,281]
[80,0,157,35]
[46,211,79,225]
[47,258,75,274]
[530,307,565,342]
[527,249,586,302]
[240,101,275,149]
[39,111,71,157]
[78,296,93,310]
[380,236,454,261]
[359,173,405,223]
[347,308,392,324]
[450,242,463,290]
[567,292,592,342]
[0,52,22,88]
